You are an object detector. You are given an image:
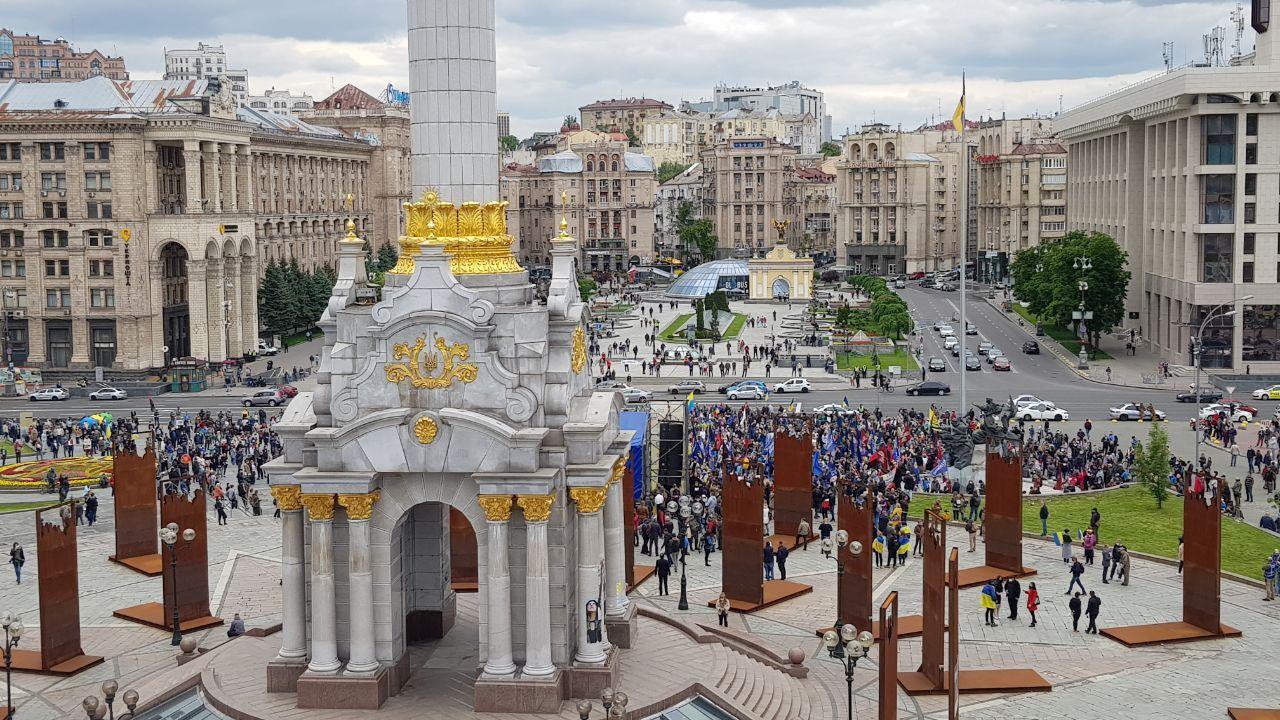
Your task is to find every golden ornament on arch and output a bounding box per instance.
[413,416,439,444]
[399,189,523,275]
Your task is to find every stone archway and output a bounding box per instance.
[159,242,191,361]
[771,276,790,300]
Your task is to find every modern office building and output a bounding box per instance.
[163,43,249,104]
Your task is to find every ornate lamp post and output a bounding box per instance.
[2,612,23,719]
[823,624,874,720]
[160,522,196,646]
[81,681,140,720]
[677,502,692,610]
[584,687,628,720]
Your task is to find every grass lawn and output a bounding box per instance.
[1011,304,1113,360]
[281,328,324,349]
[659,313,746,343]
[602,303,633,315]
[910,485,1275,581]
[0,501,53,514]
[837,349,919,372]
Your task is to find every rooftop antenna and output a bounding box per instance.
[1058,94,1063,114]
[1231,3,1246,59]
[1204,26,1226,66]
[1162,41,1175,72]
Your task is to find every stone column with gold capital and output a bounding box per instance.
[603,460,628,618]
[570,486,610,663]
[301,493,341,674]
[478,494,516,676]
[272,485,307,663]
[338,491,380,674]
[516,494,555,676]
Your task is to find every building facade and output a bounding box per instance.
[700,137,800,259]
[0,29,127,82]
[1055,21,1280,371]
[497,111,510,138]
[796,163,837,263]
[502,140,657,273]
[247,88,316,116]
[835,125,967,275]
[305,84,412,247]
[0,76,376,371]
[711,81,832,141]
[654,162,704,260]
[578,98,672,140]
[641,107,822,165]
[163,43,249,104]
[972,118,1066,281]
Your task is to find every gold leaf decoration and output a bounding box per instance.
[569,486,608,514]
[477,494,513,522]
[386,335,479,390]
[571,326,587,374]
[413,416,439,444]
[338,491,380,521]
[517,494,555,523]
[270,485,302,511]
[300,493,337,521]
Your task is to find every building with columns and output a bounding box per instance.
[264,2,632,712]
[0,75,377,370]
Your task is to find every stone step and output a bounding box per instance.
[739,659,761,714]
[747,665,771,716]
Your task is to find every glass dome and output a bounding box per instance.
[665,260,749,299]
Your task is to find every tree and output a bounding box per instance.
[674,201,717,260]
[658,161,692,184]
[1134,421,1171,508]
[499,134,519,153]
[624,128,640,146]
[578,276,598,303]
[695,298,705,332]
[257,260,292,338]
[375,243,399,273]
[820,141,842,157]
[562,115,578,129]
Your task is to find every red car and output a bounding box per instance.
[278,385,299,398]
[909,271,926,280]
[992,357,1011,371]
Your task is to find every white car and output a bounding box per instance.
[727,385,766,400]
[1111,403,1168,421]
[1252,384,1280,400]
[28,387,69,402]
[1013,394,1046,408]
[1199,403,1254,423]
[1016,402,1068,422]
[773,378,812,394]
[938,325,956,337]
[256,339,281,356]
[89,386,128,401]
[621,388,652,404]
[943,336,959,350]
[814,403,853,415]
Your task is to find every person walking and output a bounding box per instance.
[775,541,789,580]
[1066,557,1086,595]
[1060,529,1073,563]
[1026,582,1040,627]
[656,554,671,596]
[1119,547,1132,586]
[8,542,23,584]
[716,592,730,626]
[1006,576,1022,620]
[1101,542,1112,583]
[980,580,999,626]
[1089,507,1101,538]
[1085,591,1102,634]
[796,518,810,551]
[1109,541,1125,582]
[214,497,228,525]
[1069,592,1083,632]
[966,519,978,552]
[763,541,775,581]
[85,491,98,526]
[1039,501,1049,536]
[1264,553,1277,601]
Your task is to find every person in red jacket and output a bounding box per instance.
[1026,582,1040,627]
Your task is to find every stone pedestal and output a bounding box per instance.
[603,601,639,649]
[266,659,308,693]
[296,666,391,710]
[568,646,620,700]
[474,669,565,714]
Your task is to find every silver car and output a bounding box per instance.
[622,388,652,404]
[89,386,128,401]
[242,389,285,407]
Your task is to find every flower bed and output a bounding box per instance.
[0,457,113,489]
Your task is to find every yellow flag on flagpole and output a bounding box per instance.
[952,71,966,132]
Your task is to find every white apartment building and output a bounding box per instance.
[835,125,967,275]
[712,81,833,141]
[1056,12,1280,371]
[642,107,822,165]
[246,88,315,116]
[972,118,1067,281]
[655,162,703,259]
[163,43,249,104]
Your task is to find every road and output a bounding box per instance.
[0,393,278,419]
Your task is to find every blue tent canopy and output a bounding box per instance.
[619,411,649,500]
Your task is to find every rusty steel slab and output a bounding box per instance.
[721,471,765,606]
[772,429,813,541]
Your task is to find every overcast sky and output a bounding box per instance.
[13,0,1248,138]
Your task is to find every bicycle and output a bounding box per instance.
[879,382,895,394]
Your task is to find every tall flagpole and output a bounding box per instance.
[957,72,968,421]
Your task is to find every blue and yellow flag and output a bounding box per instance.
[952,72,966,132]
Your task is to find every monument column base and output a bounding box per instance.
[568,647,620,700]
[296,665,390,710]
[474,668,565,713]
[604,602,639,649]
[266,658,308,693]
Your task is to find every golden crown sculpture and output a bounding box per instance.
[391,189,523,276]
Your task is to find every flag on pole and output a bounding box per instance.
[686,391,695,413]
[952,71,966,132]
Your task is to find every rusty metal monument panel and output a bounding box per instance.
[984,446,1024,573]
[161,489,214,625]
[948,548,960,720]
[878,591,899,720]
[920,509,947,687]
[1185,477,1226,632]
[772,430,812,539]
[111,445,158,563]
[722,471,764,606]
[839,491,875,633]
[36,504,86,667]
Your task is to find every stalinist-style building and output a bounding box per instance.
[263,0,633,712]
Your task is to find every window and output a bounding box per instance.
[41,201,67,219]
[90,323,116,367]
[1246,142,1258,165]
[0,260,25,278]
[86,201,112,219]
[1247,113,1260,135]
[4,289,25,308]
[89,288,115,308]
[1203,175,1235,224]
[0,143,18,161]
[84,172,111,191]
[1244,261,1256,283]
[1245,232,1256,254]
[44,259,69,277]
[45,323,71,367]
[0,202,20,219]
[86,229,113,247]
[1202,115,1237,164]
[44,288,71,308]
[82,142,110,161]
[0,173,19,191]
[0,231,21,247]
[37,142,64,161]
[89,259,113,277]
[1201,233,1234,282]
[40,172,67,192]
[1246,202,1257,224]
[0,36,11,57]
[1041,157,1066,169]
[40,230,68,248]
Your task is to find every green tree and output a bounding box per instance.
[563,115,578,129]
[499,134,519,152]
[376,243,399,273]
[578,276,598,303]
[820,141,842,157]
[674,201,717,260]
[1134,421,1171,508]
[624,128,640,146]
[695,298,705,332]
[1017,232,1130,357]
[658,161,692,183]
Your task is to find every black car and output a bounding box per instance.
[1176,389,1223,403]
[906,381,951,396]
[964,356,982,371]
[1021,340,1040,354]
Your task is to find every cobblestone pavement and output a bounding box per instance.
[2,493,1279,718]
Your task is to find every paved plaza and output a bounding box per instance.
[1,489,1277,718]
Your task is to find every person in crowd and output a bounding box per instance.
[1026,581,1040,627]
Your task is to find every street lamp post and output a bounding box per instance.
[2,612,23,719]
[823,624,874,720]
[1072,257,1092,367]
[81,681,140,720]
[160,522,196,646]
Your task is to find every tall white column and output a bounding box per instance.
[570,487,609,663]
[478,495,516,676]
[517,494,555,676]
[339,492,380,674]
[301,494,341,673]
[603,463,628,617]
[273,486,307,661]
